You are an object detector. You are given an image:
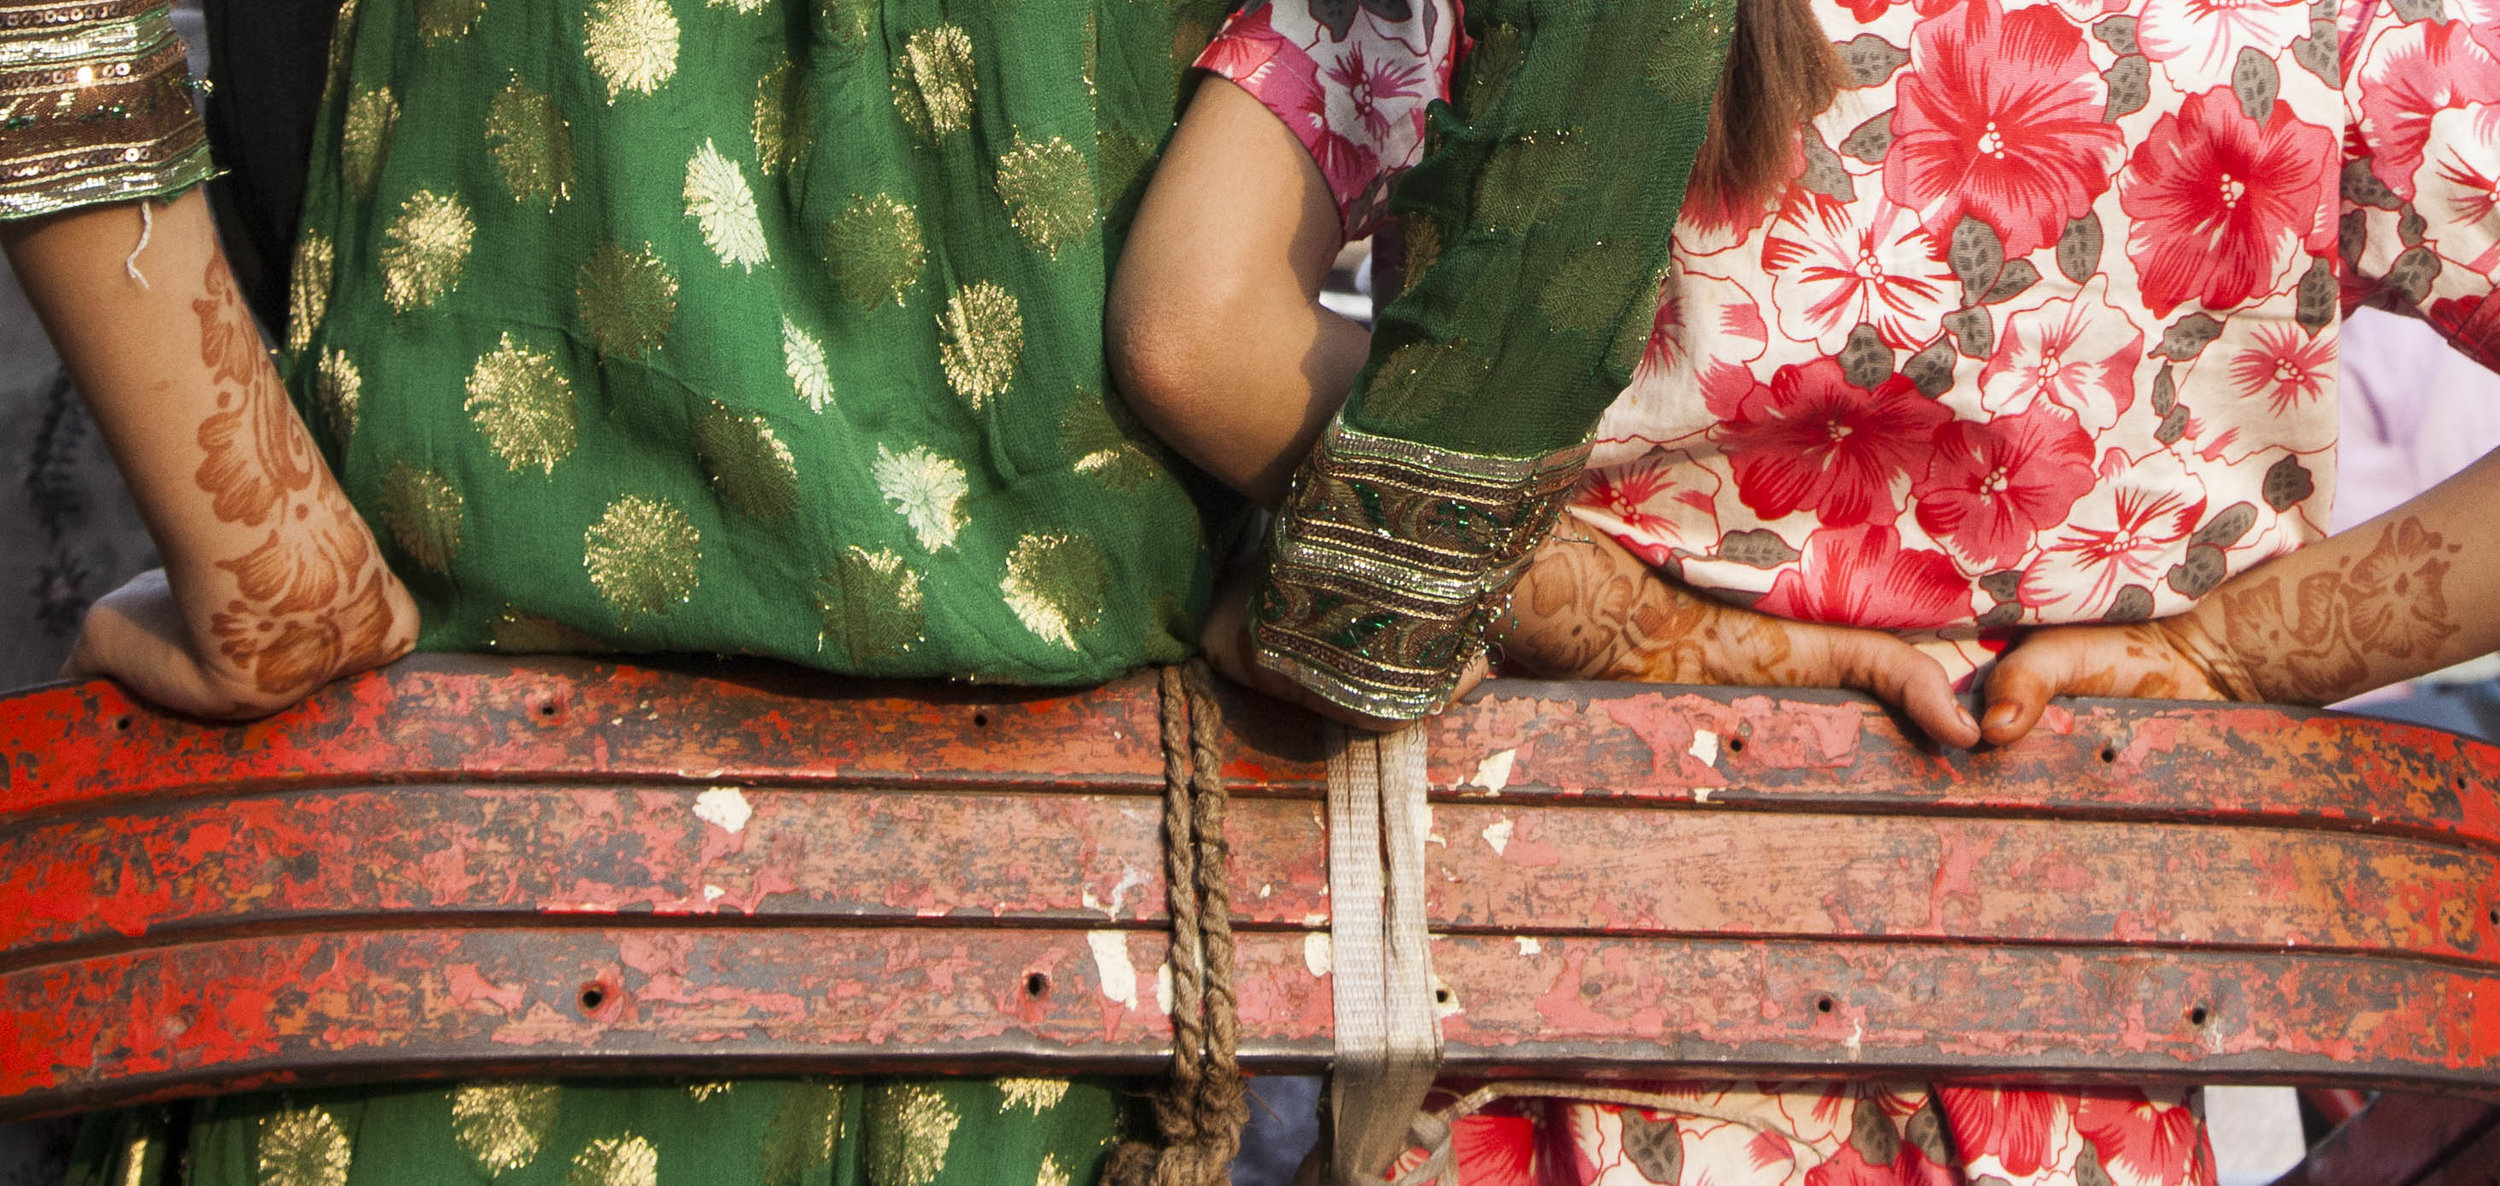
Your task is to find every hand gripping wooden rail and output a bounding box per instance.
[4,656,2499,1177]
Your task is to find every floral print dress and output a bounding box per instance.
[1200,0,2500,1180]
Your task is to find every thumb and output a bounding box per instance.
[1979,633,2077,746]
[1826,630,1980,749]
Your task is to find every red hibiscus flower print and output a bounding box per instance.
[1761,200,1958,353]
[1974,278,2147,434]
[1198,8,1288,79]
[1936,1087,2073,1179]
[1912,404,2098,572]
[2019,451,2208,619]
[2414,104,2500,276]
[1597,269,1772,457]
[2137,0,2314,94]
[2226,323,2337,452]
[2430,289,2500,372]
[1758,524,1974,629]
[1882,0,2125,258]
[1445,1113,1537,1186]
[1322,41,1425,144]
[1719,358,1955,527]
[1575,450,1726,558]
[2119,88,2333,316]
[2356,18,2500,202]
[2073,1092,2209,1185]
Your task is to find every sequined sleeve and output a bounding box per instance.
[0,1,213,219]
[1248,0,1739,720]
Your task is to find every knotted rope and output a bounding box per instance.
[1108,661,1248,1186]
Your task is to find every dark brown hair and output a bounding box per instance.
[1691,0,1848,208]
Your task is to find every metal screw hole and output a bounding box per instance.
[2187,1004,2210,1027]
[1726,737,1745,754]
[1024,972,1049,999]
[972,711,990,729]
[113,715,133,732]
[536,701,558,719]
[2099,745,2119,763]
[578,983,608,1013]
[1815,996,1835,1014]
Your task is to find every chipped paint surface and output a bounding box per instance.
[6,659,2500,1119]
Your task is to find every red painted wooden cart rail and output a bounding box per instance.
[4,656,2498,1179]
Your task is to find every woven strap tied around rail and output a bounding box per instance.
[1326,721,1446,1184]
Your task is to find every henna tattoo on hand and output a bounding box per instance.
[190,256,403,696]
[2187,517,2463,704]
[1499,519,1828,688]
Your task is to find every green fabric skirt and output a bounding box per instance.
[283,0,1243,686]
[73,1078,1125,1186]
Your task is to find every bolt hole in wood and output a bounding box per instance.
[1725,736,1745,755]
[2187,1004,2210,1027]
[2099,744,2119,764]
[1435,988,1451,1005]
[113,714,133,732]
[1815,995,1835,1014]
[1024,972,1050,999]
[2489,904,2499,927]
[972,711,990,729]
[577,982,609,1014]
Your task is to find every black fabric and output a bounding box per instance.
[201,0,341,332]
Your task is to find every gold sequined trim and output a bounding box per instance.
[865,1083,959,1186]
[380,189,474,313]
[449,1083,561,1175]
[257,1106,352,1186]
[486,74,574,209]
[693,400,799,522]
[314,348,362,442]
[825,193,925,307]
[890,25,975,139]
[937,280,1021,408]
[577,243,678,359]
[339,86,399,199]
[564,1134,659,1186]
[996,1078,1071,1115]
[994,133,1093,258]
[684,138,770,270]
[872,443,966,552]
[584,0,679,101]
[584,495,702,625]
[464,333,577,474]
[378,461,464,573]
[781,315,832,412]
[1001,532,1106,651]
[414,0,483,41]
[752,55,811,175]
[286,231,334,355]
[815,547,925,663]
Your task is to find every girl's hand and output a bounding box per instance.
[63,567,413,720]
[1975,621,2233,745]
[1501,521,1984,748]
[1201,573,1488,732]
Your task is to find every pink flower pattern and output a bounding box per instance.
[1208,0,2500,1179]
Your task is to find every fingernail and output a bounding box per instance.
[1984,702,2018,730]
[1955,706,1979,736]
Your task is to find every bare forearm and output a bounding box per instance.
[2161,450,2500,705]
[4,192,413,710]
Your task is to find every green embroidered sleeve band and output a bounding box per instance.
[0,1,213,219]
[1252,414,1588,721]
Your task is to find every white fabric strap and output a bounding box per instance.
[1325,722,1444,1184]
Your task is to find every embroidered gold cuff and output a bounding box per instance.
[0,2,212,219]
[1251,414,1589,721]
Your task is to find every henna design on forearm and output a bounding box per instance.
[2175,517,2463,705]
[190,256,401,695]
[1500,518,1822,687]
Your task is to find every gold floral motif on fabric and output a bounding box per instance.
[815,546,925,663]
[890,25,975,139]
[490,608,610,653]
[378,461,465,573]
[564,1134,660,1186]
[872,443,966,552]
[1395,213,1442,300]
[486,74,574,209]
[1360,339,1489,429]
[752,56,812,175]
[994,134,1094,257]
[683,1081,734,1102]
[584,495,702,624]
[708,0,769,12]
[313,348,362,442]
[414,0,483,41]
[826,193,925,307]
[937,280,1021,408]
[1254,415,1591,720]
[380,189,474,312]
[781,315,832,412]
[1473,131,1591,235]
[693,400,800,521]
[464,333,577,474]
[257,1106,353,1186]
[1002,532,1106,651]
[577,243,679,359]
[1058,393,1161,492]
[1035,1152,1070,1186]
[339,86,399,199]
[584,0,679,100]
[1094,123,1155,222]
[685,139,770,270]
[995,1077,1071,1115]
[448,1083,562,1175]
[762,1080,849,1184]
[286,231,334,355]
[1536,239,1645,337]
[116,1132,149,1186]
[865,1083,959,1186]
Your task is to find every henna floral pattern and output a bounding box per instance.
[191,258,402,696]
[2195,516,2464,703]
